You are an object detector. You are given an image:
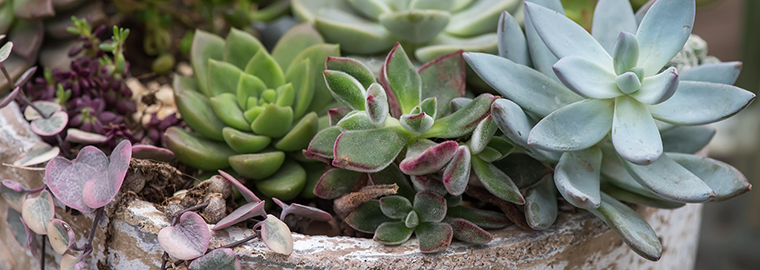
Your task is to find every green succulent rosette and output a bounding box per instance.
[166,24,340,200]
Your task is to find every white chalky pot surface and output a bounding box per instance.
[0,103,701,270]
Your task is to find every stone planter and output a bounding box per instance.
[0,103,702,269]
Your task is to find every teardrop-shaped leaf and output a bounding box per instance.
[446,217,492,244]
[587,193,662,261]
[304,126,341,162]
[273,198,332,221]
[635,0,695,77]
[47,219,75,254]
[469,116,497,155]
[224,28,264,70]
[13,142,59,166]
[523,6,560,81]
[21,190,55,235]
[188,248,241,270]
[191,30,225,96]
[379,195,413,219]
[374,221,415,245]
[337,111,375,131]
[244,49,285,89]
[612,96,662,165]
[229,151,285,180]
[158,211,210,260]
[661,126,715,154]
[413,192,447,222]
[323,70,366,110]
[592,0,637,54]
[365,83,389,127]
[497,11,531,66]
[175,88,226,141]
[260,214,293,255]
[24,101,61,121]
[213,201,266,230]
[490,99,558,162]
[552,56,620,99]
[164,127,236,170]
[463,52,581,117]
[400,110,434,136]
[599,144,662,199]
[621,153,715,203]
[648,81,755,125]
[237,73,268,109]
[423,93,496,139]
[382,43,421,114]
[442,145,471,196]
[0,42,11,62]
[254,160,307,201]
[528,99,614,152]
[472,155,525,205]
[251,104,293,138]
[629,67,679,105]
[30,111,67,136]
[668,153,751,202]
[326,57,376,89]
[399,140,458,175]
[611,31,640,75]
[554,148,602,209]
[332,126,412,172]
[524,174,558,230]
[415,222,453,253]
[379,10,450,44]
[345,201,394,233]
[82,140,132,209]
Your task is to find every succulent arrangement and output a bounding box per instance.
[292,0,522,62]
[166,24,340,201]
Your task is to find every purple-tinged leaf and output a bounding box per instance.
[158,211,210,260]
[410,175,447,196]
[188,248,241,270]
[332,126,412,173]
[326,56,375,89]
[313,168,363,199]
[422,93,497,139]
[419,97,437,119]
[213,201,266,231]
[0,42,11,62]
[469,116,497,155]
[30,111,68,136]
[82,140,132,209]
[131,144,175,161]
[418,50,466,118]
[20,217,39,256]
[472,155,525,205]
[368,164,417,200]
[449,97,472,113]
[328,107,353,126]
[442,145,470,196]
[374,221,414,245]
[47,219,75,254]
[445,217,492,244]
[324,70,367,110]
[7,207,29,247]
[65,128,108,144]
[21,190,54,235]
[14,0,55,19]
[381,43,421,115]
[273,198,332,222]
[399,110,434,136]
[46,146,109,213]
[399,140,458,175]
[365,83,389,127]
[336,111,375,131]
[405,211,419,228]
[218,170,261,203]
[14,66,36,88]
[303,126,341,163]
[0,86,20,108]
[60,250,91,270]
[447,205,511,229]
[1,180,29,212]
[345,201,393,233]
[260,214,293,255]
[24,100,61,120]
[413,192,447,223]
[379,195,413,219]
[415,222,453,253]
[13,142,59,167]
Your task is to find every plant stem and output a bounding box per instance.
[0,63,12,84]
[40,235,46,270]
[218,231,260,249]
[171,201,210,226]
[87,208,105,248]
[17,92,52,119]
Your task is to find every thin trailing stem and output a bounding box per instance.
[218,231,260,249]
[17,89,51,119]
[40,235,46,270]
[0,63,12,84]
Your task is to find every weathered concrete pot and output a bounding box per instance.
[0,103,702,269]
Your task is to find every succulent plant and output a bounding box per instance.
[166,24,340,201]
[463,0,753,261]
[292,0,522,63]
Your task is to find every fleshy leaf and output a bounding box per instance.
[349,0,393,19]
[30,111,68,136]
[223,128,271,154]
[554,148,602,209]
[442,145,471,196]
[254,160,306,200]
[413,192,447,222]
[47,219,75,254]
[229,152,285,180]
[612,32,640,75]
[400,110,434,136]
[629,67,679,105]
[336,111,375,131]
[59,250,91,270]
[65,128,108,144]
[418,50,465,118]
[47,146,109,213]
[648,81,755,125]
[324,70,367,110]
[313,168,362,199]
[553,56,620,99]
[612,96,662,165]
[285,58,314,120]
[490,99,557,162]
[469,116,497,155]
[1,180,28,212]
[411,175,448,197]
[497,11,531,66]
[275,112,319,151]
[0,87,20,108]
[328,107,353,126]
[492,153,553,189]
[635,0,695,77]
[524,2,612,69]
[379,195,413,219]
[524,174,558,230]
[400,140,458,175]
[423,93,496,139]
[587,193,662,261]
[191,30,225,97]
[679,61,742,85]
[463,52,581,117]
[218,170,261,203]
[0,41,11,62]
[303,126,341,162]
[313,9,395,55]
[415,222,453,253]
[446,205,510,229]
[244,48,285,89]
[164,127,235,170]
[345,201,394,233]
[21,190,55,235]
[600,144,662,199]
[13,142,59,166]
[621,153,715,203]
[592,0,637,54]
[261,214,294,255]
[213,201,266,230]
[380,10,450,44]
[273,198,332,221]
[332,126,412,172]
[175,88,226,141]
[208,60,244,97]
[445,0,519,37]
[188,248,241,270]
[272,23,324,71]
[211,93,250,131]
[158,211,210,260]
[602,183,685,209]
[382,43,421,114]
[251,104,293,138]
[528,99,614,152]
[661,126,715,154]
[472,155,525,204]
[82,140,132,209]
[224,28,264,70]
[446,217,492,244]
[294,43,342,114]
[326,57,376,89]
[523,4,560,81]
[365,83,389,127]
[7,208,28,247]
[669,153,751,202]
[368,164,417,200]
[374,221,415,245]
[414,32,499,64]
